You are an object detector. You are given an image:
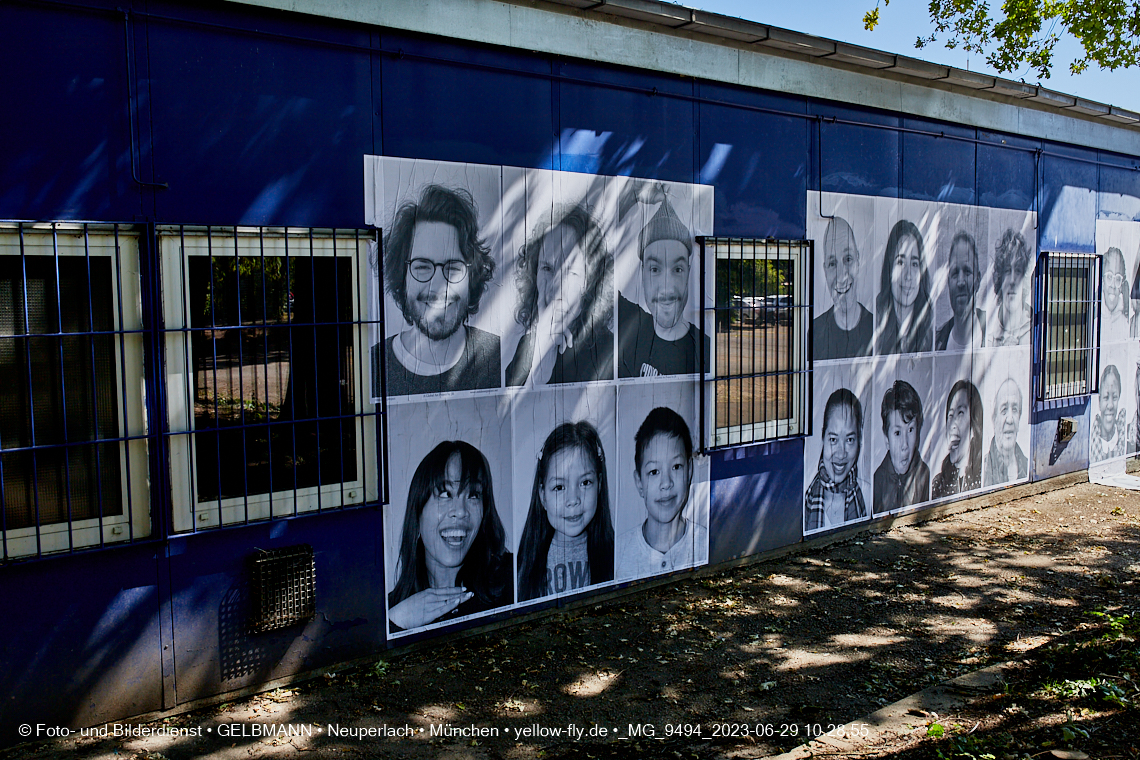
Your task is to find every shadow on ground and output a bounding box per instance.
[4,482,1139,760]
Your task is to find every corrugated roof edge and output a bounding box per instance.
[539,0,1136,130]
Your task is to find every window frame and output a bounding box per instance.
[0,222,149,560]
[160,226,383,533]
[1038,251,1101,402]
[699,236,813,450]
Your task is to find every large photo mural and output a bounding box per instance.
[1090,219,1140,485]
[805,192,1036,535]
[365,157,714,638]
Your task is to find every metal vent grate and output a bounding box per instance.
[249,544,316,633]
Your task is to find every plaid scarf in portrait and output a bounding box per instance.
[804,458,866,531]
[1091,413,1126,462]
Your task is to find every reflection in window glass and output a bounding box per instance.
[190,255,357,502]
[0,256,122,527]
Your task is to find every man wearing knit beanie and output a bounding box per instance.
[618,193,709,378]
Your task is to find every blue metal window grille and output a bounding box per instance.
[1039,252,1101,401]
[699,237,812,449]
[0,222,150,562]
[161,226,385,532]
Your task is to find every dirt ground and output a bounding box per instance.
[4,478,1139,760]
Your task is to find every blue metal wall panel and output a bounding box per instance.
[1099,149,1140,221]
[557,62,694,180]
[380,33,555,169]
[0,546,163,735]
[144,7,373,227]
[709,438,805,563]
[810,102,900,198]
[697,83,810,238]
[0,1,139,221]
[166,509,385,701]
[1041,143,1098,253]
[901,117,976,204]
[977,131,1038,211]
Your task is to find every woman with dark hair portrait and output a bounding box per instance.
[876,220,933,355]
[989,229,1032,347]
[506,204,615,386]
[388,441,513,632]
[804,388,867,531]
[517,421,614,602]
[931,380,983,498]
[873,380,930,514]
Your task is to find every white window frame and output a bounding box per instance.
[161,227,378,532]
[706,237,810,448]
[0,224,149,559]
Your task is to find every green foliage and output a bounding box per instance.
[927,721,945,737]
[1086,609,1137,639]
[864,0,1140,79]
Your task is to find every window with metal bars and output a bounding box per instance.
[161,226,385,532]
[0,223,150,561]
[700,237,812,448]
[1039,252,1101,401]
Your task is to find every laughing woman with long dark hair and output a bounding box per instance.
[388,440,513,632]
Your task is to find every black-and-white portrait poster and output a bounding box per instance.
[808,194,887,363]
[365,155,715,637]
[611,176,714,380]
[366,158,508,401]
[1096,219,1140,345]
[1090,342,1138,465]
[614,380,710,581]
[803,358,873,536]
[869,355,935,516]
[931,204,988,353]
[928,352,986,501]
[383,394,514,638]
[807,190,1035,524]
[512,385,617,604]
[982,207,1036,349]
[973,346,1032,489]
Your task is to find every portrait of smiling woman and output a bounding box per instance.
[388,440,514,633]
[506,204,615,386]
[876,219,933,355]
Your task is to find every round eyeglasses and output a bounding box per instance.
[407,258,469,284]
[1104,271,1126,289]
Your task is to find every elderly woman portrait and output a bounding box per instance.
[805,388,867,531]
[983,378,1027,486]
[873,380,930,514]
[506,204,615,386]
[876,220,933,355]
[388,440,514,632]
[931,380,983,498]
[989,229,1032,347]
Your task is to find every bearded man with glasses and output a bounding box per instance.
[373,184,501,397]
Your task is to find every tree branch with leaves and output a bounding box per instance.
[864,0,1140,79]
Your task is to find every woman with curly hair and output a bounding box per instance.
[506,204,615,385]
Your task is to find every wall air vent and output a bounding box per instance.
[249,545,316,633]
